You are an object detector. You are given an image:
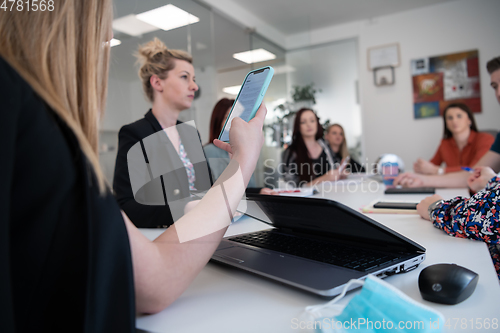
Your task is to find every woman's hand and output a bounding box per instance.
[393,172,426,187]
[259,187,278,195]
[213,103,266,164]
[417,194,444,220]
[467,167,496,193]
[413,158,440,175]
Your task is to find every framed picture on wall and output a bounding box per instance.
[367,43,401,70]
[411,50,481,119]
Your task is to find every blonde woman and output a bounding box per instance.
[113,38,214,228]
[324,123,365,173]
[0,1,265,331]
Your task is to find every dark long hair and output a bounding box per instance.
[442,103,478,139]
[207,98,234,144]
[289,108,323,182]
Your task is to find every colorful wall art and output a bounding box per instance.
[411,50,481,119]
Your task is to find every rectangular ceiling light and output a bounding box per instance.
[110,38,122,47]
[222,85,241,95]
[112,14,159,37]
[233,48,276,64]
[136,4,199,31]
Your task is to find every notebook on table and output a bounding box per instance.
[211,194,426,296]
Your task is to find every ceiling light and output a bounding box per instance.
[136,4,199,32]
[112,14,159,37]
[110,38,122,47]
[233,48,276,64]
[222,85,241,95]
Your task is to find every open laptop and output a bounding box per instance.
[211,194,426,296]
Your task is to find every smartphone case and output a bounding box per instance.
[218,66,274,142]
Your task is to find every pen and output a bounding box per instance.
[461,167,474,173]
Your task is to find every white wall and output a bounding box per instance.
[286,0,500,169]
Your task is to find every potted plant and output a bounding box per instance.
[291,83,321,109]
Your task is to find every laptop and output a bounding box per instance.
[211,194,426,296]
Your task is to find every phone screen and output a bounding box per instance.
[373,202,418,210]
[219,67,272,142]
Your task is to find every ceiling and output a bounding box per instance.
[109,0,458,81]
[228,0,457,35]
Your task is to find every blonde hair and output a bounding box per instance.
[327,124,349,159]
[136,37,193,102]
[0,0,112,192]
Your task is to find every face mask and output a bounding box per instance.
[300,275,444,333]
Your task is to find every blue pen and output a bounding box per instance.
[462,167,474,173]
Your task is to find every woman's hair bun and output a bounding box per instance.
[136,37,169,65]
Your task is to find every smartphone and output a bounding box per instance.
[384,187,436,195]
[218,66,274,142]
[373,202,418,210]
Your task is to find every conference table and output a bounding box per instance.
[137,176,500,333]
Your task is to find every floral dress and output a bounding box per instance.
[430,176,500,280]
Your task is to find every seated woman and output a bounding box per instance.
[282,108,343,187]
[324,123,365,173]
[203,98,275,194]
[417,166,500,280]
[413,103,494,175]
[113,38,212,228]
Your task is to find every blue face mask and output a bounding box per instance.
[302,275,444,333]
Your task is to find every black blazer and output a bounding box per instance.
[113,110,213,228]
[0,57,135,332]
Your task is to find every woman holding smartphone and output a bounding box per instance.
[282,108,344,187]
[0,2,266,331]
[113,38,214,228]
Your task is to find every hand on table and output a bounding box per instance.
[416,194,444,221]
[413,158,440,175]
[259,188,278,195]
[393,172,426,188]
[467,166,497,193]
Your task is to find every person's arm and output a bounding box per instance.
[124,104,266,314]
[394,150,500,188]
[426,177,500,243]
[393,170,469,188]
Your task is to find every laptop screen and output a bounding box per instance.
[244,195,425,253]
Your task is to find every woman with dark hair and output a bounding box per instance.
[282,108,342,187]
[204,98,276,194]
[204,98,254,184]
[413,103,494,175]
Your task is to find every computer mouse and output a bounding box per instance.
[418,263,479,305]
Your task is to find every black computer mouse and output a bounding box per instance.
[418,263,479,305]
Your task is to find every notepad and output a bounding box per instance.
[361,199,419,214]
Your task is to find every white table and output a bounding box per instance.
[137,177,500,333]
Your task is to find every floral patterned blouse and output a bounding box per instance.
[161,126,197,191]
[178,140,196,191]
[430,176,500,280]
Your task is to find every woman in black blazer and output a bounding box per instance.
[113,38,212,228]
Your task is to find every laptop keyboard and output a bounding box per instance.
[228,230,403,272]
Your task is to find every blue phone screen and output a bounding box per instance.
[219,68,270,142]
